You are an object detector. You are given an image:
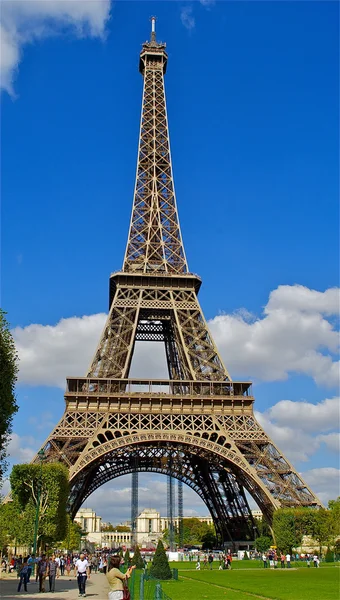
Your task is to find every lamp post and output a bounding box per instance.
[253,526,257,552]
[32,449,46,560]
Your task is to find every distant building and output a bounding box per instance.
[75,507,213,548]
[251,510,263,520]
[74,508,103,546]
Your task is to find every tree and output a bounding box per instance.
[10,462,69,548]
[272,509,303,553]
[163,518,215,547]
[150,540,172,580]
[124,549,131,566]
[328,497,340,549]
[201,530,216,550]
[310,508,332,555]
[0,499,22,551]
[55,515,82,552]
[132,545,144,569]
[0,310,18,483]
[255,536,272,553]
[102,523,131,532]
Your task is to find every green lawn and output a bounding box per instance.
[136,563,340,600]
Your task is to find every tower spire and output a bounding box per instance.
[124,21,187,274]
[151,16,156,42]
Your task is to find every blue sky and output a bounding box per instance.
[1,1,339,522]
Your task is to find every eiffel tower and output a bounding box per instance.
[38,19,321,545]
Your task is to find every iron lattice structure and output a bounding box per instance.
[35,20,322,545]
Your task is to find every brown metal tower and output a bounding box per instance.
[37,19,321,545]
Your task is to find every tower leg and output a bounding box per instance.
[178,479,183,549]
[167,464,175,551]
[131,460,138,548]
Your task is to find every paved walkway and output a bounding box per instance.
[0,573,109,600]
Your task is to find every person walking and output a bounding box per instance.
[59,556,65,576]
[17,558,29,593]
[37,555,48,593]
[106,555,135,600]
[74,552,90,598]
[280,553,286,568]
[262,553,267,568]
[208,553,214,570]
[27,555,34,582]
[47,554,59,593]
[286,553,291,568]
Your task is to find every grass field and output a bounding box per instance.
[135,562,339,600]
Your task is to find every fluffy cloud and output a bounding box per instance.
[210,285,339,386]
[7,433,37,463]
[13,313,107,387]
[86,474,207,523]
[12,284,339,389]
[266,397,339,433]
[301,468,340,505]
[256,396,339,463]
[0,0,111,94]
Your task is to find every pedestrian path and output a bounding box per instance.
[0,572,109,600]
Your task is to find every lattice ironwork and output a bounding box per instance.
[32,19,322,545]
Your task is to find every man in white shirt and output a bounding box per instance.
[74,553,90,597]
[286,553,291,568]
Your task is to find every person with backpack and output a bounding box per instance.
[17,558,29,592]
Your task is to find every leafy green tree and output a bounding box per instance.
[272,509,303,553]
[0,310,18,483]
[0,499,22,550]
[325,547,334,563]
[163,518,215,547]
[328,497,340,548]
[132,545,144,569]
[55,515,82,552]
[310,508,332,555]
[10,462,69,548]
[102,523,131,532]
[255,535,272,553]
[150,540,172,580]
[201,530,216,550]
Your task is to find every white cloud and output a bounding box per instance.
[0,0,111,94]
[12,284,339,389]
[180,6,195,31]
[255,409,320,463]
[267,397,339,433]
[209,284,339,387]
[86,474,207,523]
[301,468,340,505]
[255,396,339,463]
[199,0,215,6]
[7,433,37,463]
[317,432,340,454]
[13,312,107,387]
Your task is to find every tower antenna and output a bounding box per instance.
[151,16,156,42]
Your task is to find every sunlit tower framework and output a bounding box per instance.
[31,17,322,549]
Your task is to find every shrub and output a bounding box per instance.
[325,548,334,563]
[124,549,130,566]
[132,545,144,569]
[150,540,172,580]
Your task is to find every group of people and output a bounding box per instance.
[262,551,320,569]
[2,550,136,599]
[195,552,233,570]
